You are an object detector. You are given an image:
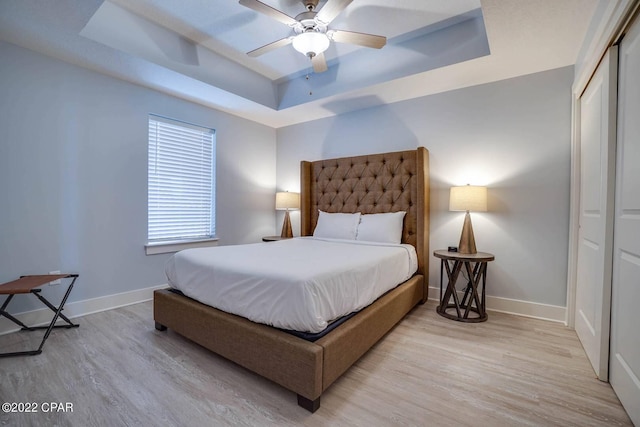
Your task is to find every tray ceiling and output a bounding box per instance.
[0,0,599,127]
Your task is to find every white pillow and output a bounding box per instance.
[356,211,406,244]
[313,211,361,240]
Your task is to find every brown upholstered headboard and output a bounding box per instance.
[300,147,430,280]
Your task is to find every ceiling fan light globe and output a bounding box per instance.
[292,32,330,57]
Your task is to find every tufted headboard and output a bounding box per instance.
[300,147,430,279]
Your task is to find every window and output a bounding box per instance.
[147,115,216,251]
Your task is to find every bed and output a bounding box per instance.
[153,147,430,412]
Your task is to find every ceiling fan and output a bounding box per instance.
[238,0,387,73]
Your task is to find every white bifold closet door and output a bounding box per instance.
[610,15,640,425]
[574,46,618,381]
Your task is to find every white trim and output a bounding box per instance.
[429,286,566,324]
[1,282,566,336]
[0,284,169,336]
[145,237,219,255]
[574,0,636,98]
[566,93,581,328]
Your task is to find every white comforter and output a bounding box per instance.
[165,237,417,333]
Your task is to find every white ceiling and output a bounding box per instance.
[0,0,599,128]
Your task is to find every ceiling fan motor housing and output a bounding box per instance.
[294,11,327,34]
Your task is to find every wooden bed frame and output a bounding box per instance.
[153,147,430,412]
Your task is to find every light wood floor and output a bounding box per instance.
[0,301,632,426]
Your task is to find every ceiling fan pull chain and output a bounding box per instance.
[306,73,313,96]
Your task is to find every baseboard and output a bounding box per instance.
[428,286,567,324]
[0,284,169,336]
[1,284,566,336]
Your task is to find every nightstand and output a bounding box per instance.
[262,236,292,242]
[434,250,495,323]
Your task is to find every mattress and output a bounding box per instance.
[165,237,417,333]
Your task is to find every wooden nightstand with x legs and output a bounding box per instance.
[434,250,494,322]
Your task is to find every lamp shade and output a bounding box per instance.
[275,192,300,210]
[292,32,330,57]
[449,185,487,212]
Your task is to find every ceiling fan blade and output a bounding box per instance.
[238,0,298,26]
[315,0,353,25]
[329,30,386,49]
[247,37,293,57]
[311,52,328,73]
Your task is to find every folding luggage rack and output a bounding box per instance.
[0,274,78,357]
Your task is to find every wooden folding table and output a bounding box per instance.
[0,274,78,357]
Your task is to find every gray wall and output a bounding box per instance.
[0,39,573,311]
[277,66,573,307]
[0,42,277,312]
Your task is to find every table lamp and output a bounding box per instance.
[449,185,487,254]
[276,191,300,238]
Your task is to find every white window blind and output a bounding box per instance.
[148,115,216,242]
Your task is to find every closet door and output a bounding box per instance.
[610,16,640,425]
[574,46,618,380]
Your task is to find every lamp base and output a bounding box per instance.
[458,211,477,254]
[281,210,293,238]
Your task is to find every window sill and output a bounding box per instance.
[145,237,219,255]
